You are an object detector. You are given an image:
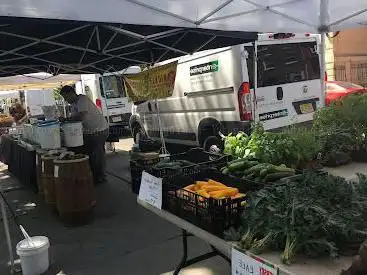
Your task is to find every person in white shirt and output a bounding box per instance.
[60,85,109,184]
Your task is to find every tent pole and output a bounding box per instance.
[320,32,326,106]
[253,41,258,120]
[1,193,15,274]
[155,99,167,155]
[319,0,328,107]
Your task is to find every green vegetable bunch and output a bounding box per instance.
[223,132,250,159]
[223,123,320,168]
[281,127,321,164]
[231,172,367,264]
[313,93,367,162]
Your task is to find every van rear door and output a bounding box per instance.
[99,75,132,125]
[254,40,321,130]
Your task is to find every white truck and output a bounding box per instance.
[75,67,140,139]
[130,33,323,151]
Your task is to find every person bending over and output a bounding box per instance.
[60,85,109,184]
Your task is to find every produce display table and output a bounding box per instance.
[0,134,13,164]
[138,199,353,275]
[0,135,37,192]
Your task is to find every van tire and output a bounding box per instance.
[203,136,223,154]
[132,125,145,144]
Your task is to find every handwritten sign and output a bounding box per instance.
[138,171,162,209]
[232,247,278,275]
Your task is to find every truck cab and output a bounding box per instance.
[76,67,140,140]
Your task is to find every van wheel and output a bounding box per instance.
[132,125,145,144]
[203,136,223,154]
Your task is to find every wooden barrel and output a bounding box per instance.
[41,155,59,204]
[36,148,47,195]
[54,156,96,225]
[37,148,67,196]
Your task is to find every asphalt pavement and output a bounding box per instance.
[0,137,229,275]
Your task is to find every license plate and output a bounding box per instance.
[111,116,122,122]
[300,103,314,114]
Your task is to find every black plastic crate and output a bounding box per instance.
[130,157,161,194]
[130,160,141,194]
[150,148,230,178]
[138,139,161,153]
[162,169,261,237]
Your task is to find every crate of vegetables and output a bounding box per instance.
[221,159,299,184]
[162,169,256,237]
[151,147,230,178]
[130,152,161,194]
[130,159,161,194]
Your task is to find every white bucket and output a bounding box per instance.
[16,236,50,275]
[37,121,61,149]
[62,122,84,147]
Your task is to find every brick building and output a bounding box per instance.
[332,27,367,86]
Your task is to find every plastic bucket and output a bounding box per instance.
[37,120,61,149]
[61,122,83,147]
[16,236,50,275]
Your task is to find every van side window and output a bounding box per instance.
[100,75,126,99]
[244,46,255,89]
[257,42,320,87]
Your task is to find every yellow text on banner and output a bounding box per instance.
[123,61,178,102]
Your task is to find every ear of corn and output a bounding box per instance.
[184,184,195,191]
[196,189,210,198]
[195,181,208,190]
[207,179,226,187]
[201,185,228,192]
[209,188,239,199]
[182,181,244,200]
[231,193,246,199]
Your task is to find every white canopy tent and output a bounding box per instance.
[0,0,366,33]
[0,1,366,274]
[0,91,18,100]
[0,72,81,90]
[0,0,365,103]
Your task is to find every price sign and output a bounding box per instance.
[138,171,162,209]
[232,247,278,275]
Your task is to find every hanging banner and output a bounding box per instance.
[124,61,178,102]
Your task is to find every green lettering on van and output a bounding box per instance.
[190,60,219,76]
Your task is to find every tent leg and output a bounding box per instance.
[155,99,167,155]
[1,193,15,274]
[320,32,326,106]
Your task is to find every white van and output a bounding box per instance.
[75,67,140,136]
[130,33,323,151]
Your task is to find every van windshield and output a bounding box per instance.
[100,75,126,99]
[257,42,320,87]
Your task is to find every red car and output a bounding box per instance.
[325,81,366,105]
